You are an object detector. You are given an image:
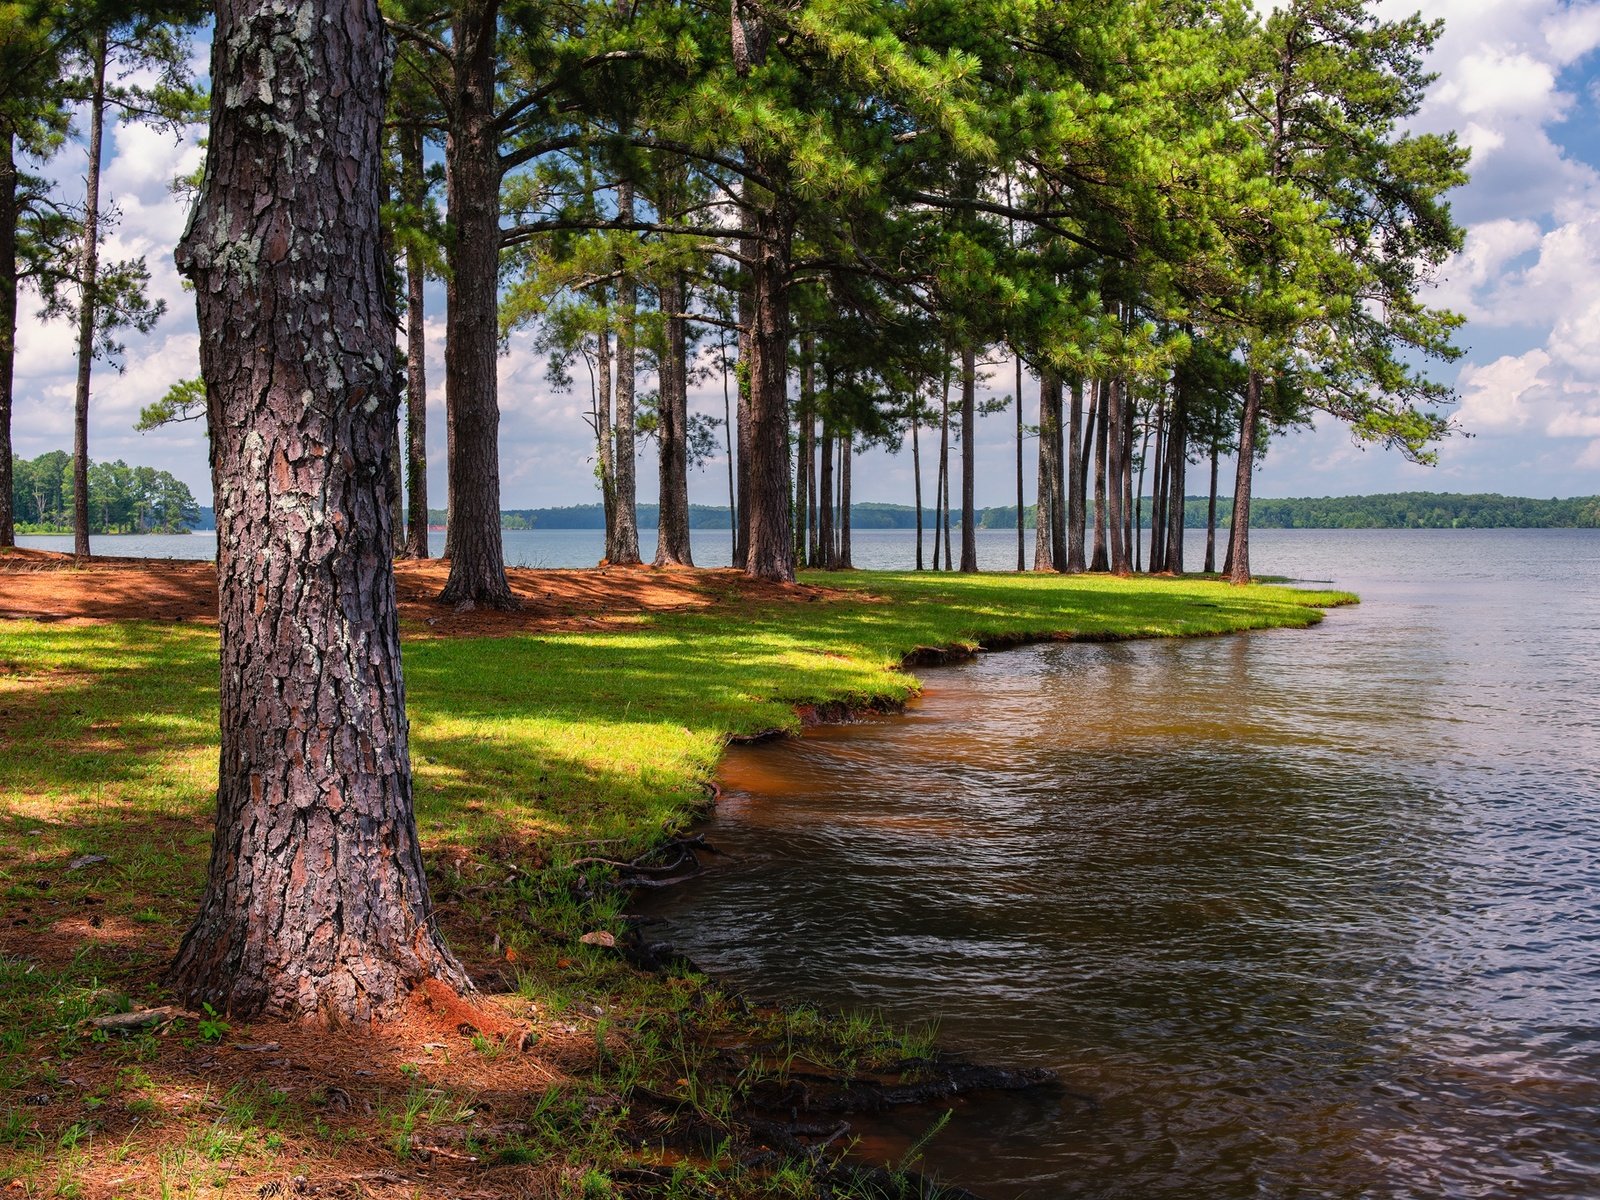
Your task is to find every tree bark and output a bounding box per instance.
[838,433,853,568]
[1065,377,1085,572]
[795,331,813,566]
[401,125,430,559]
[170,0,469,1021]
[610,179,641,565]
[596,316,615,553]
[958,345,977,572]
[1205,439,1219,573]
[741,194,795,582]
[734,260,752,571]
[439,0,513,607]
[1165,388,1187,574]
[818,422,833,570]
[1090,380,1109,571]
[1105,380,1130,574]
[911,410,924,571]
[938,363,952,571]
[0,133,17,547]
[653,265,692,566]
[1033,370,1059,572]
[1227,370,1264,584]
[72,33,107,559]
[1014,355,1024,571]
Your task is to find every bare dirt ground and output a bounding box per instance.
[0,546,848,636]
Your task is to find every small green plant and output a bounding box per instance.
[196,1004,230,1043]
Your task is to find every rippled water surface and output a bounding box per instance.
[637,529,1600,1199]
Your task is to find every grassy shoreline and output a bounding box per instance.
[0,568,1352,1197]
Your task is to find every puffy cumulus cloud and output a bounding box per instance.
[1457,349,1553,429]
[1435,50,1563,119]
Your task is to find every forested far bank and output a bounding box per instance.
[10,452,200,535]
[425,494,1600,535]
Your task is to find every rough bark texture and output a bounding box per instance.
[1090,380,1109,571]
[959,346,977,573]
[401,126,429,559]
[1033,372,1058,572]
[596,316,615,550]
[1014,357,1025,571]
[1106,379,1131,575]
[795,333,813,566]
[838,434,852,569]
[72,35,107,559]
[733,260,753,571]
[1205,441,1219,573]
[741,193,795,582]
[1164,389,1187,574]
[911,414,923,571]
[653,266,692,566]
[610,180,641,565]
[439,0,514,607]
[818,424,834,569]
[0,133,17,547]
[1065,377,1085,573]
[1227,370,1264,584]
[169,0,470,1021]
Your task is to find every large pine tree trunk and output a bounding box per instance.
[959,346,978,572]
[654,267,692,566]
[401,126,430,559]
[611,180,641,565]
[1065,377,1085,573]
[170,0,469,1021]
[1227,370,1264,584]
[72,34,107,560]
[742,194,795,582]
[439,0,513,607]
[0,133,17,547]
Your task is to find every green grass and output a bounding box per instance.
[0,567,1351,1196]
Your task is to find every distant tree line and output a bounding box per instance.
[10,450,200,534]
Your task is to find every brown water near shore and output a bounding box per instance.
[636,530,1600,1200]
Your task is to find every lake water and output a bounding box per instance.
[15,525,1113,572]
[635,529,1600,1199]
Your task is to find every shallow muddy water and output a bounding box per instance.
[636,530,1600,1199]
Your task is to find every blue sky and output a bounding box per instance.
[11,0,1600,509]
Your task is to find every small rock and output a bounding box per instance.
[578,930,616,948]
[66,854,109,872]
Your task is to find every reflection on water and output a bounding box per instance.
[636,530,1600,1199]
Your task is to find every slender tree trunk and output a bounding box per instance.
[1050,377,1067,571]
[912,411,924,571]
[1150,398,1168,574]
[959,346,978,572]
[441,381,456,559]
[1123,393,1136,569]
[401,126,430,559]
[806,385,818,567]
[839,434,853,569]
[1227,370,1264,584]
[734,250,753,571]
[938,362,952,571]
[1065,377,1085,573]
[654,267,692,566]
[1106,380,1130,575]
[1033,371,1055,572]
[0,133,17,547]
[1165,390,1187,574]
[389,409,405,553]
[1135,414,1151,573]
[795,331,813,566]
[1205,439,1219,573]
[720,328,735,561]
[439,0,513,607]
[1014,355,1025,571]
[72,33,107,559]
[596,319,616,554]
[169,0,469,1020]
[818,422,834,570]
[610,181,641,565]
[1091,380,1109,571]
